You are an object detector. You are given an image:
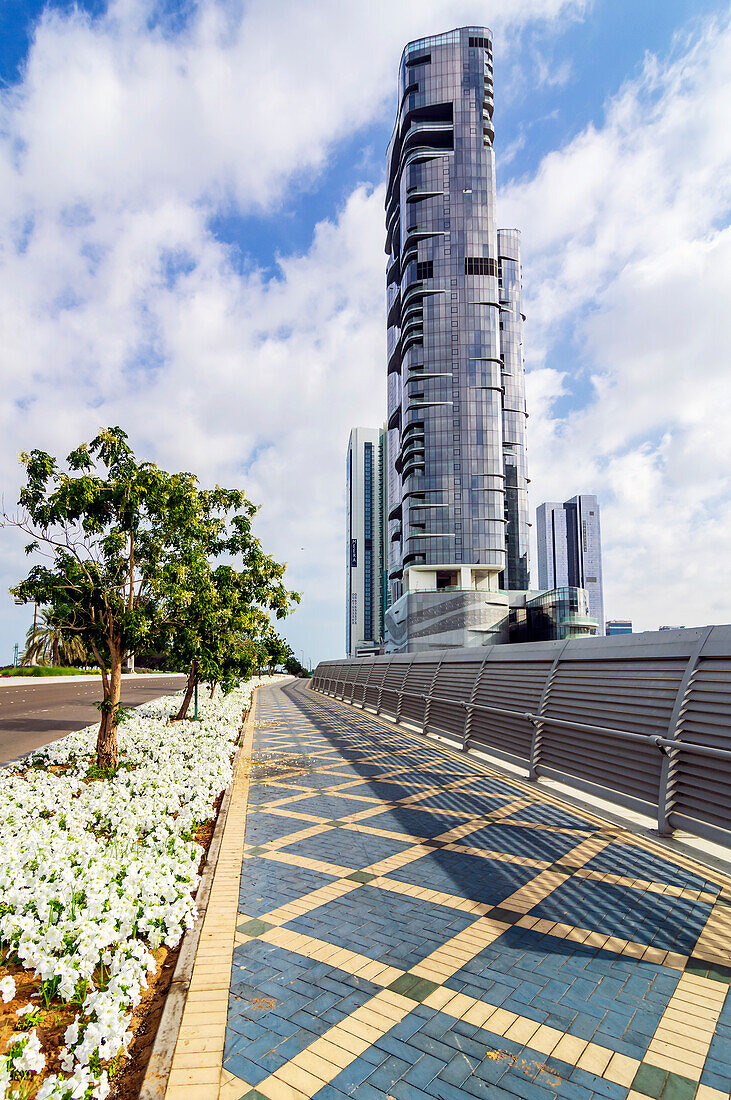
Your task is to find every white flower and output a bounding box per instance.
[16,1002,35,1016]
[6,1028,46,1074]
[0,976,16,1004]
[0,676,278,1097]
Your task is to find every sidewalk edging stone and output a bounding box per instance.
[138,690,258,1100]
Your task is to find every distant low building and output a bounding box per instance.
[659,625,685,631]
[606,620,632,636]
[384,580,597,653]
[536,494,605,635]
[510,588,598,644]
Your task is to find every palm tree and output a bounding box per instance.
[22,610,88,667]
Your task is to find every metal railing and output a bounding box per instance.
[310,626,731,845]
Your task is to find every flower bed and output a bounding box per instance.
[0,676,277,1099]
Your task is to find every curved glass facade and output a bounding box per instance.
[385,27,530,602]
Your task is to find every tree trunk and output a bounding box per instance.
[176,660,198,720]
[209,682,217,699]
[52,638,59,667]
[96,643,122,771]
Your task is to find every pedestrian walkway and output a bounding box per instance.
[180,679,731,1100]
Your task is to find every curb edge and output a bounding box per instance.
[138,689,258,1100]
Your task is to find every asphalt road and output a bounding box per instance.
[0,674,187,764]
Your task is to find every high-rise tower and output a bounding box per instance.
[536,495,605,635]
[384,27,530,651]
[346,428,388,657]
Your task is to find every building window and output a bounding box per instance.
[406,53,431,67]
[416,260,433,280]
[469,36,490,48]
[364,442,374,641]
[464,257,497,276]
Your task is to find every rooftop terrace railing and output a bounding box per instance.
[309,625,731,845]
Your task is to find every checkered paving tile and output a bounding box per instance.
[285,885,475,971]
[239,856,337,914]
[531,879,713,954]
[582,843,718,894]
[460,821,589,862]
[386,850,539,903]
[220,679,731,1099]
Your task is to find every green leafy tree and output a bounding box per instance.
[164,553,297,719]
[2,427,298,768]
[283,654,308,677]
[22,608,88,666]
[262,631,293,676]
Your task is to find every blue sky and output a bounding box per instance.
[0,0,730,665]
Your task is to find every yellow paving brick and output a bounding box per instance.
[603,1053,640,1086]
[486,1007,518,1036]
[219,1075,248,1100]
[552,1033,589,1064]
[505,1017,541,1045]
[330,1029,372,1058]
[696,1085,731,1100]
[256,1075,310,1100]
[651,1027,713,1055]
[310,1037,362,1068]
[174,1037,224,1054]
[659,1012,720,1040]
[167,1066,221,1087]
[178,1023,227,1039]
[577,1044,613,1075]
[423,987,462,1011]
[646,1040,706,1073]
[169,1051,224,1070]
[441,991,476,1018]
[165,1085,221,1100]
[274,1061,331,1094]
[292,1049,342,1080]
[461,1002,498,1028]
[530,1025,565,1056]
[331,1000,389,1042]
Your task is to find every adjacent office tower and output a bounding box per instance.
[536,495,604,635]
[346,428,388,657]
[384,27,530,650]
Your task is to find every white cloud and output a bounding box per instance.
[0,0,595,663]
[502,15,731,631]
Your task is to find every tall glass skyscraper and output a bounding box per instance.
[536,495,605,635]
[346,428,388,657]
[384,27,530,651]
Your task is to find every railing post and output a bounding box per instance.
[376,660,390,715]
[360,661,376,709]
[463,651,491,751]
[395,658,415,724]
[348,668,358,705]
[657,626,713,836]
[423,658,444,736]
[529,640,570,780]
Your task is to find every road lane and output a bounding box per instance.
[0,674,187,763]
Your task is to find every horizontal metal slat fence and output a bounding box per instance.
[310,626,731,845]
